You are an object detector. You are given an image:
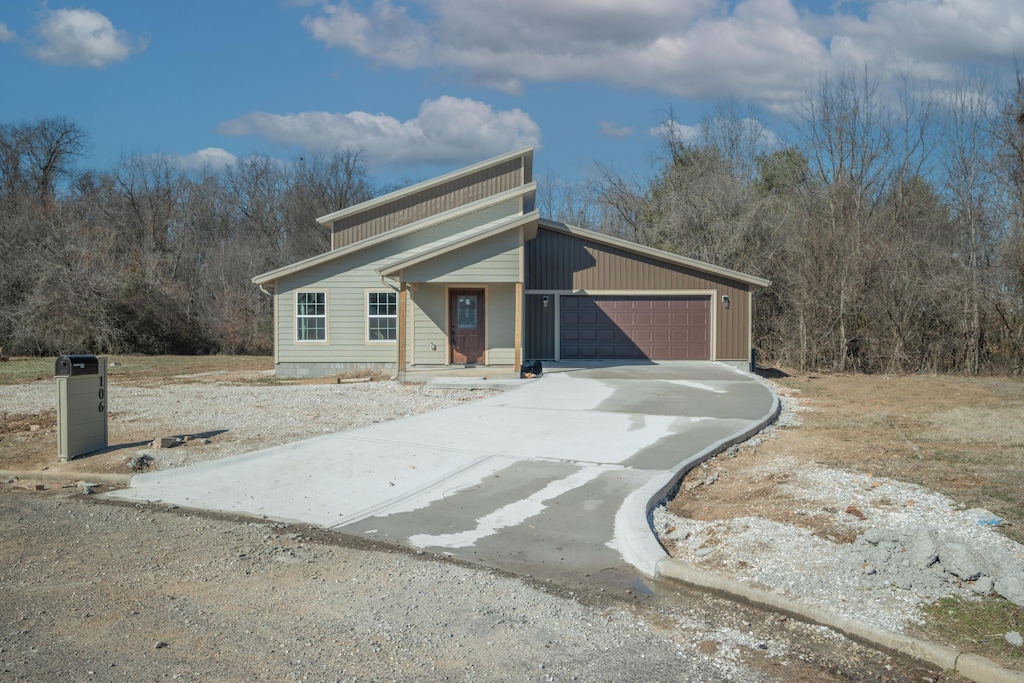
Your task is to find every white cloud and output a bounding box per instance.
[301,0,1024,110]
[178,148,239,170]
[827,0,1024,82]
[599,121,634,138]
[216,96,541,167]
[0,23,16,43]
[31,8,146,67]
[649,120,700,143]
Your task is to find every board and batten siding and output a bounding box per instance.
[398,229,520,284]
[524,228,752,360]
[331,158,526,249]
[524,293,556,359]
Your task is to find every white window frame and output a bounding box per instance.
[366,290,398,343]
[295,290,328,343]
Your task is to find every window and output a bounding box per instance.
[296,291,326,342]
[367,291,397,342]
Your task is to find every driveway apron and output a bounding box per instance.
[109,362,775,588]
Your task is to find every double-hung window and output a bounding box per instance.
[367,291,397,342]
[296,291,326,342]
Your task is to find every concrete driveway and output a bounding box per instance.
[109,362,777,588]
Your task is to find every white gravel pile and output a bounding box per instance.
[655,388,1024,635]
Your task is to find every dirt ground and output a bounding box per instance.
[0,357,959,682]
[668,370,1024,544]
[667,369,1024,668]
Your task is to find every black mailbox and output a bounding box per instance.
[55,355,99,376]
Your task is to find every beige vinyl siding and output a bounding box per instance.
[409,285,447,365]
[399,229,520,284]
[331,158,525,249]
[276,206,519,365]
[486,284,517,365]
[525,227,753,360]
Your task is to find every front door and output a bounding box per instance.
[450,289,485,364]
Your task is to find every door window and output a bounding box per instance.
[456,295,477,329]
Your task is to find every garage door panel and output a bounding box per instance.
[560,295,710,360]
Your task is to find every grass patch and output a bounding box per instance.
[0,355,273,385]
[917,596,1024,667]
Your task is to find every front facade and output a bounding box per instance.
[252,148,770,378]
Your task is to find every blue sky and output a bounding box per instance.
[1,0,1021,186]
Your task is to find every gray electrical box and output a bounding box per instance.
[55,355,108,461]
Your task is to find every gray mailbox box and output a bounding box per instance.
[55,355,108,461]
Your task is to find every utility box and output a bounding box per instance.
[55,355,108,461]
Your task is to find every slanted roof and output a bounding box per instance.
[317,146,534,226]
[537,218,772,289]
[379,211,539,278]
[252,182,535,285]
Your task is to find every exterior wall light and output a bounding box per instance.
[722,295,730,310]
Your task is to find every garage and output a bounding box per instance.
[559,295,710,360]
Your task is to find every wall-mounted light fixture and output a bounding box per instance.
[722,295,730,310]
[542,295,549,308]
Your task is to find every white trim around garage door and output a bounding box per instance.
[525,289,717,362]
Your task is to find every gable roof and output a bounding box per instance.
[379,211,538,278]
[537,218,772,289]
[252,182,535,285]
[316,146,534,227]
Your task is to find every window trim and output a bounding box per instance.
[366,289,398,344]
[295,290,328,343]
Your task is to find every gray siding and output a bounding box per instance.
[399,229,520,284]
[525,228,752,360]
[524,294,555,359]
[332,158,525,249]
[277,208,513,366]
[409,285,447,365]
[487,284,517,365]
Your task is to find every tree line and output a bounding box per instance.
[542,71,1024,374]
[0,119,373,356]
[3,68,1024,373]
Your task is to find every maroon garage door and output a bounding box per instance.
[560,296,710,360]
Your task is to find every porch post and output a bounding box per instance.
[514,281,523,372]
[398,282,407,373]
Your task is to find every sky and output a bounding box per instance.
[1,0,1022,187]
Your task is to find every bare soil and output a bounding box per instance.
[670,371,1024,543]
[668,369,1024,669]
[0,358,957,681]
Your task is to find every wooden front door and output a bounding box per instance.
[450,289,485,364]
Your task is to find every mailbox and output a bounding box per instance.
[55,354,99,376]
[55,355,108,461]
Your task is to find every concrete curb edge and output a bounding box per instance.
[656,559,1024,683]
[1,469,133,486]
[615,373,1024,683]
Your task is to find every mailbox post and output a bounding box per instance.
[55,355,108,461]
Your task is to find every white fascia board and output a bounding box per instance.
[316,146,535,226]
[251,183,536,285]
[378,211,539,277]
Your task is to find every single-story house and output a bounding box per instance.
[252,147,770,378]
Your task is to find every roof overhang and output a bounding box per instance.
[537,218,772,289]
[317,146,535,227]
[379,211,539,279]
[252,182,536,285]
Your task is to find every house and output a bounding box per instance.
[252,147,770,378]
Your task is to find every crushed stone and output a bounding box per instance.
[656,381,1024,635]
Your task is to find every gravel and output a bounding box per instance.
[1,378,500,469]
[1,373,946,681]
[655,385,1024,635]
